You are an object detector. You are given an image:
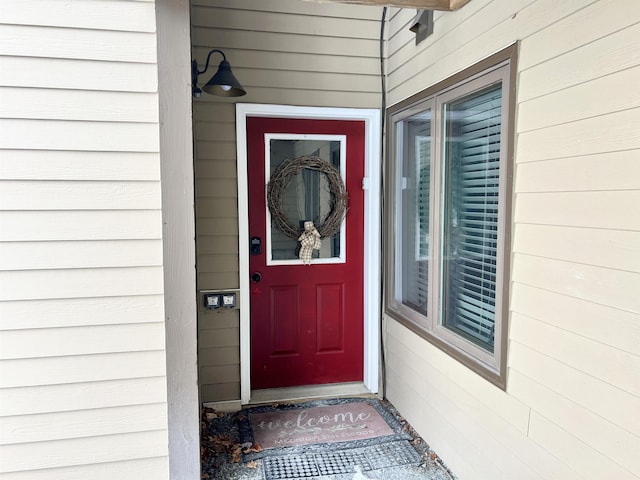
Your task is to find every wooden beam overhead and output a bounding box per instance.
[300,0,470,11]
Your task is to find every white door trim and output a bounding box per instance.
[236,103,381,404]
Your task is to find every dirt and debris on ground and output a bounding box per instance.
[200,398,457,480]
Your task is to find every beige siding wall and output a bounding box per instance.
[192,0,383,402]
[385,1,640,479]
[0,1,170,478]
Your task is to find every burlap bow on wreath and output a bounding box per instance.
[266,155,348,245]
[298,221,322,264]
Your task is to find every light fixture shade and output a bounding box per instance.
[202,60,246,97]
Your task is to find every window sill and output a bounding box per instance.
[385,309,507,390]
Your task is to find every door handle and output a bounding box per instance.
[251,272,262,283]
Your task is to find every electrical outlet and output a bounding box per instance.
[204,293,221,309]
[221,293,236,308]
[201,290,239,310]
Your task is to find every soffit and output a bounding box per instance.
[300,0,470,11]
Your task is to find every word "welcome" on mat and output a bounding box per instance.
[249,401,394,449]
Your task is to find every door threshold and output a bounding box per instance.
[248,382,374,405]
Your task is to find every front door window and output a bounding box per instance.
[266,135,346,265]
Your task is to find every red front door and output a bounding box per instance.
[247,116,365,390]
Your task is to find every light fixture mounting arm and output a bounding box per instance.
[197,49,227,76]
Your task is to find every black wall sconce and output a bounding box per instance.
[191,49,246,98]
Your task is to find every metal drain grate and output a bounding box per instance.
[262,440,421,480]
[366,440,422,469]
[316,449,372,476]
[264,455,320,479]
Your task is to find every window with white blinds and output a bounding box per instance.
[385,45,516,388]
[441,84,502,352]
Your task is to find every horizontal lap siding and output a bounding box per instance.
[0,1,169,479]
[192,0,383,402]
[0,457,169,480]
[385,0,640,479]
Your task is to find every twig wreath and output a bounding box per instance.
[267,155,347,240]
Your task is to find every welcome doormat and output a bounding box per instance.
[238,398,412,461]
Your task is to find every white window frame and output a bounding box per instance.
[385,45,517,388]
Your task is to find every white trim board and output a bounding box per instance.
[156,0,200,479]
[236,104,382,404]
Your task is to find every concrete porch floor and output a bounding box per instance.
[200,393,457,480]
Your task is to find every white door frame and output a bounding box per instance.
[236,104,381,404]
